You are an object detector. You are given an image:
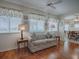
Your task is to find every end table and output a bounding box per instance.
[17,39,28,50]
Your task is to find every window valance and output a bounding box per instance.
[28,14,46,20]
[0,8,23,18]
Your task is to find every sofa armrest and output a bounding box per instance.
[28,38,32,43]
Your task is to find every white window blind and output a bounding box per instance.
[28,14,45,33]
[0,16,9,33]
[75,24,79,28]
[10,17,21,32]
[48,18,58,32]
[0,8,23,33]
[29,19,45,32]
[64,24,69,31]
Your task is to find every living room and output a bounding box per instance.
[0,0,79,59]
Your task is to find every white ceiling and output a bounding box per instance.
[4,0,79,16]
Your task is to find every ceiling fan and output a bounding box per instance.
[47,0,62,9]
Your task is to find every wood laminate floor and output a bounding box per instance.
[0,41,79,59]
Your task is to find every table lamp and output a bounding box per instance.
[18,24,27,40]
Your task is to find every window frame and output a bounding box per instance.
[0,16,21,33]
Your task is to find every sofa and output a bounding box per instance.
[28,32,57,53]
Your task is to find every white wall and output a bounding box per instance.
[0,1,58,52]
[0,33,20,52]
[58,16,66,41]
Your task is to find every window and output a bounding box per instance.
[28,14,58,32]
[0,16,21,33]
[10,17,21,32]
[48,18,58,32]
[64,24,69,31]
[29,19,45,32]
[74,24,79,28]
[28,14,45,33]
[0,8,23,33]
[0,16,9,33]
[74,24,79,31]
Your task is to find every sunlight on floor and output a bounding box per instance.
[48,53,57,59]
[63,40,69,52]
[72,53,78,59]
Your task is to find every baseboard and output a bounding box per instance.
[0,47,17,52]
[69,40,79,44]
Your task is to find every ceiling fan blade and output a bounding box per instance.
[47,3,56,9]
[47,3,53,6]
[47,0,63,9]
[50,5,56,9]
[53,0,62,4]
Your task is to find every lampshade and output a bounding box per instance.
[18,24,27,31]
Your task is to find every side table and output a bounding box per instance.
[55,36,60,47]
[17,39,28,50]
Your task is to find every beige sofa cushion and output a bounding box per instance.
[32,39,55,45]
